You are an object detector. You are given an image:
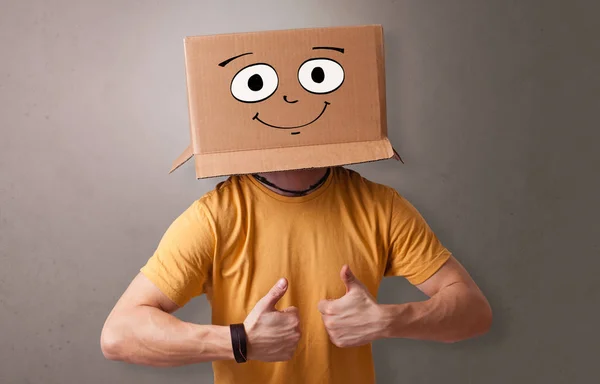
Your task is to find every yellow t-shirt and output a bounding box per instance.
[141,166,451,384]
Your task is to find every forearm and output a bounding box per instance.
[101,305,233,367]
[378,282,492,343]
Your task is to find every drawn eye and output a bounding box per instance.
[298,58,344,94]
[230,63,278,103]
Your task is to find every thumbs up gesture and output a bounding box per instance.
[318,265,384,348]
[243,278,301,362]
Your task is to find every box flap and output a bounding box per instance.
[392,147,404,163]
[169,144,194,173]
[192,138,396,178]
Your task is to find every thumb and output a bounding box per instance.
[340,265,363,293]
[257,278,288,311]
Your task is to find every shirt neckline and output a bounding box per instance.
[244,167,336,203]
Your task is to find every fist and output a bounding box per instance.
[318,265,384,348]
[243,278,301,362]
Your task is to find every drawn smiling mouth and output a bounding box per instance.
[252,101,330,130]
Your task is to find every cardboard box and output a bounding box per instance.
[171,24,401,178]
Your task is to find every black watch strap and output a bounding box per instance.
[230,323,248,363]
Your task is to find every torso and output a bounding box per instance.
[200,167,395,384]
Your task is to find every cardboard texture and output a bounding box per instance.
[171,24,400,178]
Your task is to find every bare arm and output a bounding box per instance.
[378,256,492,343]
[100,273,234,367]
[317,257,491,348]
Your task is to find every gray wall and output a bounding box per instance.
[1,0,598,383]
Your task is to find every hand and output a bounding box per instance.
[243,278,301,362]
[318,265,384,348]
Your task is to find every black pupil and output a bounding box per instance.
[311,67,325,83]
[248,74,263,91]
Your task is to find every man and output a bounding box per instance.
[101,25,492,383]
[101,166,492,383]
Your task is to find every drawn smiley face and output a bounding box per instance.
[220,47,346,135]
[183,27,383,155]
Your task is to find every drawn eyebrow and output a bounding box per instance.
[218,52,253,67]
[312,46,345,53]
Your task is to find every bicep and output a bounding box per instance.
[113,272,180,314]
[103,272,180,337]
[414,255,481,297]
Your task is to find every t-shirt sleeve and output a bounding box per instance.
[385,190,452,285]
[140,200,215,307]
